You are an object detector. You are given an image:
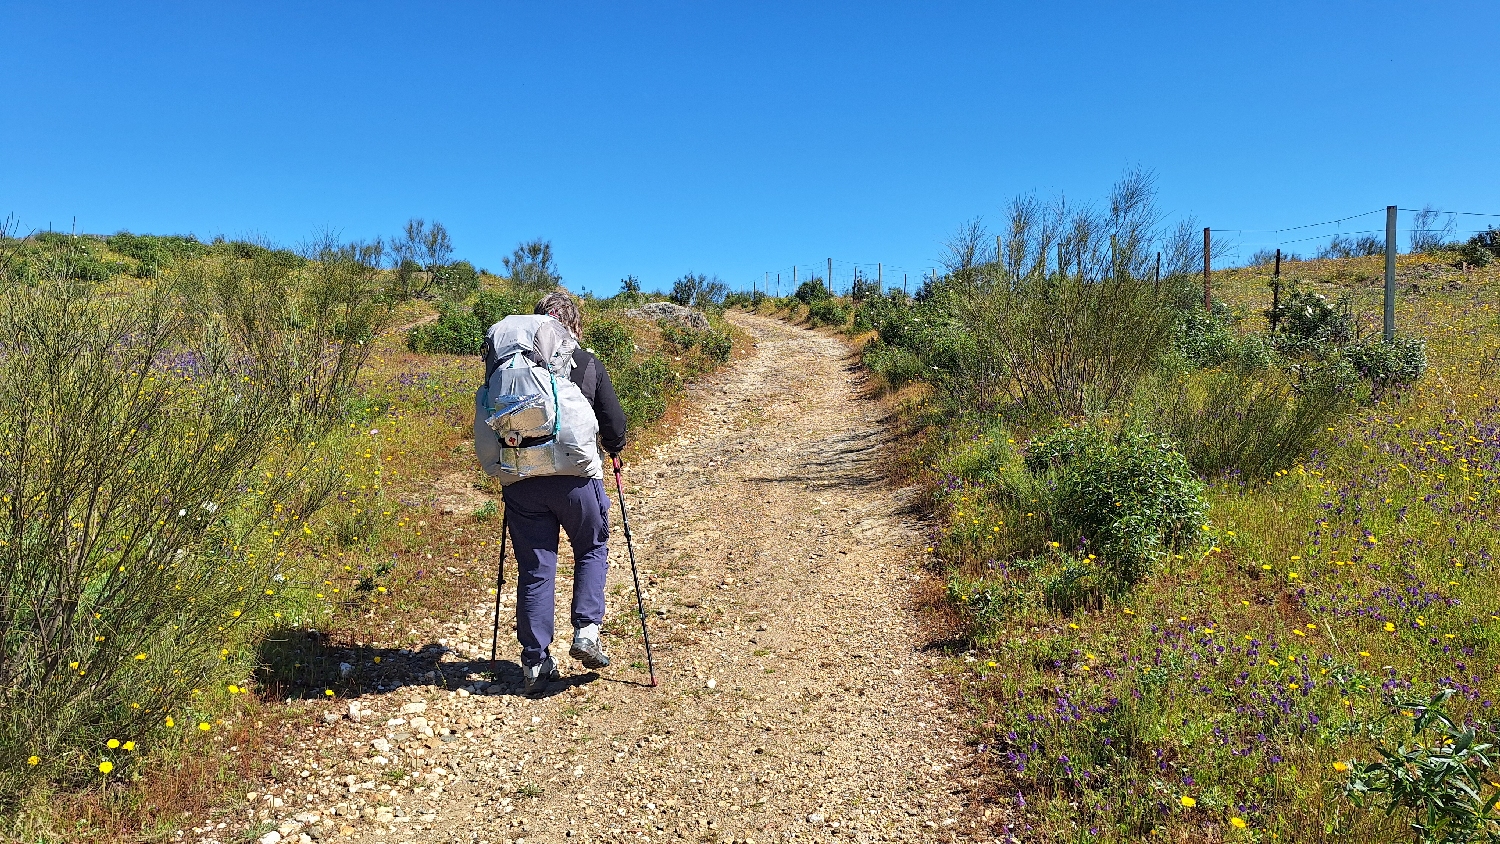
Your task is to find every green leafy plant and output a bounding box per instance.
[1344,690,1500,844]
[1024,426,1206,594]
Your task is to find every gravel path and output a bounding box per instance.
[216,313,997,844]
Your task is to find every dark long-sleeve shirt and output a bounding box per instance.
[569,348,627,455]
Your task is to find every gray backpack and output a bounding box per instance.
[473,315,602,485]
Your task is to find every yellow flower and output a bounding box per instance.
[1230,817,1247,829]
[106,739,120,749]
[1333,761,1350,772]
[1179,796,1196,808]
[325,689,335,697]
[27,755,39,766]
[1384,622,1396,632]
[123,741,135,751]
[134,652,147,661]
[165,717,175,728]
[99,760,113,774]
[197,722,211,732]
[228,684,239,694]
[986,661,997,668]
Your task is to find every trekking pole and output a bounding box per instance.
[489,510,509,679]
[612,455,658,687]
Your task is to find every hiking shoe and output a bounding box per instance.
[569,632,611,670]
[522,656,560,697]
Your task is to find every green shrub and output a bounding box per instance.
[668,273,727,309]
[1137,359,1356,480]
[1173,306,1273,369]
[861,339,927,387]
[723,290,768,309]
[794,278,831,303]
[1348,334,1428,398]
[1269,288,1355,355]
[699,329,732,363]
[613,354,681,430]
[434,260,480,299]
[946,574,1023,641]
[407,303,482,355]
[1024,426,1206,595]
[807,298,850,327]
[1344,690,1500,844]
[0,256,381,798]
[583,318,635,368]
[106,232,208,278]
[473,288,536,329]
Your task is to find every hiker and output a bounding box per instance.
[474,291,628,696]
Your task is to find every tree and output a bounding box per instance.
[669,273,727,309]
[504,239,562,291]
[390,218,455,299]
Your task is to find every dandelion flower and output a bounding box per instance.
[27,756,39,766]
[1230,817,1247,829]
[134,652,147,661]
[325,689,335,697]
[123,741,135,751]
[197,722,211,732]
[1333,761,1350,772]
[99,760,113,774]
[228,684,239,694]
[107,739,120,749]
[1384,622,1396,632]
[165,717,174,728]
[1179,796,1196,808]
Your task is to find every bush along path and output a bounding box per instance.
[213,311,998,844]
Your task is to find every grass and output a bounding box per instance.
[754,250,1500,842]
[1,236,737,841]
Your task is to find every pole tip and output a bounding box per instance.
[649,677,658,687]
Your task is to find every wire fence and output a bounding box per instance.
[737,206,1498,298]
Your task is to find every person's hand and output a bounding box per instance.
[611,453,624,474]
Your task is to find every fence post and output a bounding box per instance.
[877,262,882,289]
[776,272,781,297]
[1203,227,1212,311]
[1154,252,1161,289]
[1384,205,1397,341]
[827,258,833,295]
[1271,248,1282,332]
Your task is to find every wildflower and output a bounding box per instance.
[99,760,113,774]
[1384,623,1396,632]
[325,689,335,697]
[198,722,211,732]
[1358,651,1370,657]
[107,739,120,749]
[1287,683,1299,689]
[1180,796,1196,808]
[1333,761,1350,772]
[134,652,147,661]
[27,756,39,766]
[1231,817,1247,829]
[986,661,997,668]
[165,717,174,727]
[228,684,239,694]
[1068,623,1079,630]
[123,741,135,751]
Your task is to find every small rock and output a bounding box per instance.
[706,678,717,689]
[370,738,391,753]
[257,832,282,844]
[807,812,825,824]
[246,792,259,802]
[347,703,362,723]
[338,662,353,678]
[400,702,427,715]
[322,712,340,724]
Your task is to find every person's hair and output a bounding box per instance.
[535,291,582,338]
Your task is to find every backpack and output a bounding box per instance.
[473,315,603,485]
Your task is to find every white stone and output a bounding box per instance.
[257,833,282,844]
[370,738,391,753]
[807,812,825,824]
[706,678,717,689]
[400,702,427,715]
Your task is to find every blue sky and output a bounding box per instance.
[2,2,1497,295]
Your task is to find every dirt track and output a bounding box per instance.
[219,312,997,844]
